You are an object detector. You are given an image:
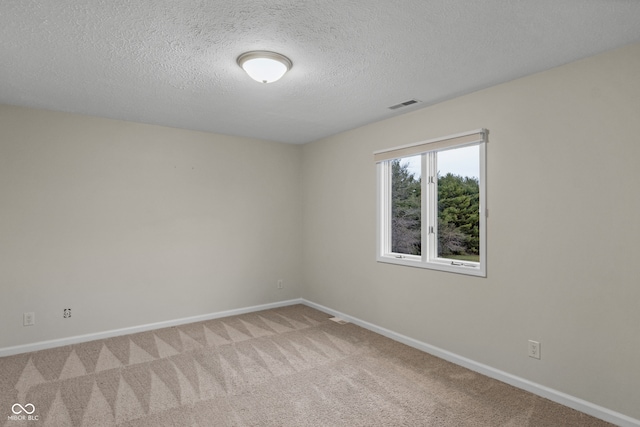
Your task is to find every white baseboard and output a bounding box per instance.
[0,298,303,358]
[301,299,640,427]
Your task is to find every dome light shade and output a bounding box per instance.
[237,51,292,83]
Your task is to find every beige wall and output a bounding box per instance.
[301,42,640,419]
[0,106,302,348]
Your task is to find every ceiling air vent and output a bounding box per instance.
[388,99,421,110]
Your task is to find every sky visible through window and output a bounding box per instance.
[404,145,479,179]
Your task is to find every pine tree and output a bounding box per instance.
[391,159,421,255]
[437,173,479,257]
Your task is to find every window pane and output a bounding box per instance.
[437,145,480,262]
[391,155,421,255]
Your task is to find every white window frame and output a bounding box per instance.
[375,129,487,277]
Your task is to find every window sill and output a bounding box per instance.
[377,255,486,277]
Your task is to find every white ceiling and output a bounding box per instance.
[2,1,640,144]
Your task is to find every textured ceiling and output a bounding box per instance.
[2,1,640,144]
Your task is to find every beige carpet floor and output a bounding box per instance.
[1,304,613,426]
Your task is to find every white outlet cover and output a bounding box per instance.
[23,312,35,326]
[528,340,541,359]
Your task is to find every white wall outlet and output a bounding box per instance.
[528,340,541,359]
[23,312,35,326]
[277,279,283,289]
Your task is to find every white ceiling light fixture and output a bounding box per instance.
[237,51,292,84]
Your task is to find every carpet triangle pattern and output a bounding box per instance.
[0,305,612,426]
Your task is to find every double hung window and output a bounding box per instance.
[375,129,487,276]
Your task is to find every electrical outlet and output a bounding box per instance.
[277,279,283,289]
[64,308,71,318]
[23,312,35,326]
[528,340,541,359]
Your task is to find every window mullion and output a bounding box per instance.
[430,152,438,262]
[424,152,437,263]
[421,154,428,263]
